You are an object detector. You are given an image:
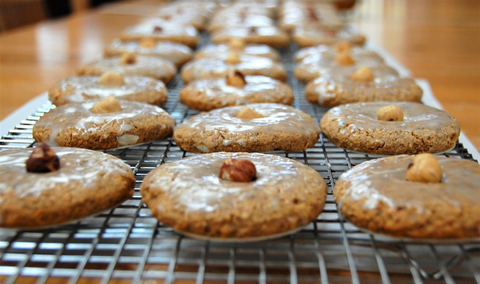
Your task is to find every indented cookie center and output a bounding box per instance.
[226,71,247,87]
[236,106,264,119]
[92,96,122,114]
[219,158,257,182]
[26,144,61,173]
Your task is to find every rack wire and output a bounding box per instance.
[0,38,479,284]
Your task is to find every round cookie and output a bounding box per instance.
[140,152,327,239]
[211,27,290,48]
[320,102,460,155]
[334,155,480,239]
[180,75,294,111]
[174,103,320,153]
[293,28,366,48]
[305,66,422,107]
[295,56,392,83]
[48,75,168,107]
[295,45,384,64]
[195,43,281,62]
[118,22,199,48]
[0,147,134,229]
[77,55,177,84]
[181,56,287,83]
[208,14,274,32]
[104,40,193,66]
[33,99,176,150]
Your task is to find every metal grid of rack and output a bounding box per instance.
[1,39,479,284]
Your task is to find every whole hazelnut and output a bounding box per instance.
[226,71,247,87]
[119,52,136,65]
[229,38,246,50]
[406,154,443,183]
[225,52,241,65]
[139,38,157,48]
[335,41,352,53]
[98,72,125,86]
[376,105,404,121]
[153,26,163,33]
[219,159,257,182]
[26,144,60,173]
[92,96,122,114]
[334,52,355,66]
[237,106,264,119]
[351,66,374,82]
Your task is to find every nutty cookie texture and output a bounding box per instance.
[33,99,175,150]
[320,102,460,155]
[48,75,168,107]
[141,152,327,239]
[334,155,480,239]
[180,75,294,111]
[174,103,320,153]
[0,147,134,229]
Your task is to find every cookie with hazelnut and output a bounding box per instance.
[210,26,290,48]
[293,27,366,48]
[180,73,294,111]
[320,102,461,155]
[0,146,134,229]
[305,66,422,107]
[48,73,168,107]
[118,22,199,48]
[294,44,383,63]
[77,54,177,84]
[33,97,176,150]
[194,42,281,62]
[173,103,320,153]
[334,154,480,239]
[180,55,287,83]
[104,39,193,66]
[140,152,327,239]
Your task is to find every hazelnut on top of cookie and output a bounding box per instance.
[229,38,246,50]
[406,153,443,183]
[237,106,264,119]
[225,52,241,64]
[351,66,374,82]
[334,52,355,66]
[98,72,125,86]
[335,41,352,53]
[219,158,257,182]
[376,105,404,121]
[139,38,157,48]
[91,96,122,114]
[120,52,137,65]
[26,144,60,173]
[226,70,247,87]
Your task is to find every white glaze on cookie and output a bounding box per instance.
[195,44,280,61]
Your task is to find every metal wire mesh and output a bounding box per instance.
[0,39,479,284]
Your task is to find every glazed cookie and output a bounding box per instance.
[195,42,281,62]
[208,14,274,32]
[211,27,290,48]
[294,44,383,63]
[48,73,168,107]
[295,52,390,83]
[334,154,480,239]
[140,152,327,239]
[118,22,199,48]
[104,39,193,66]
[293,27,366,48]
[77,54,177,84]
[33,97,176,150]
[174,103,320,153]
[320,102,460,155]
[305,66,422,107]
[180,74,294,111]
[0,146,134,229]
[181,56,287,83]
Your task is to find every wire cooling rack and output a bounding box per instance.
[1,38,479,284]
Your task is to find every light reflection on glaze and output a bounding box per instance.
[50,76,167,104]
[337,155,480,211]
[326,102,460,133]
[181,57,286,82]
[177,103,320,134]
[296,46,384,64]
[34,100,172,146]
[143,152,318,214]
[123,22,198,37]
[195,44,280,61]
[105,40,193,64]
[0,147,132,198]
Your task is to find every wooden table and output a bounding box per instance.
[0,0,479,151]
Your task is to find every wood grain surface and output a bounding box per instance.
[0,0,479,151]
